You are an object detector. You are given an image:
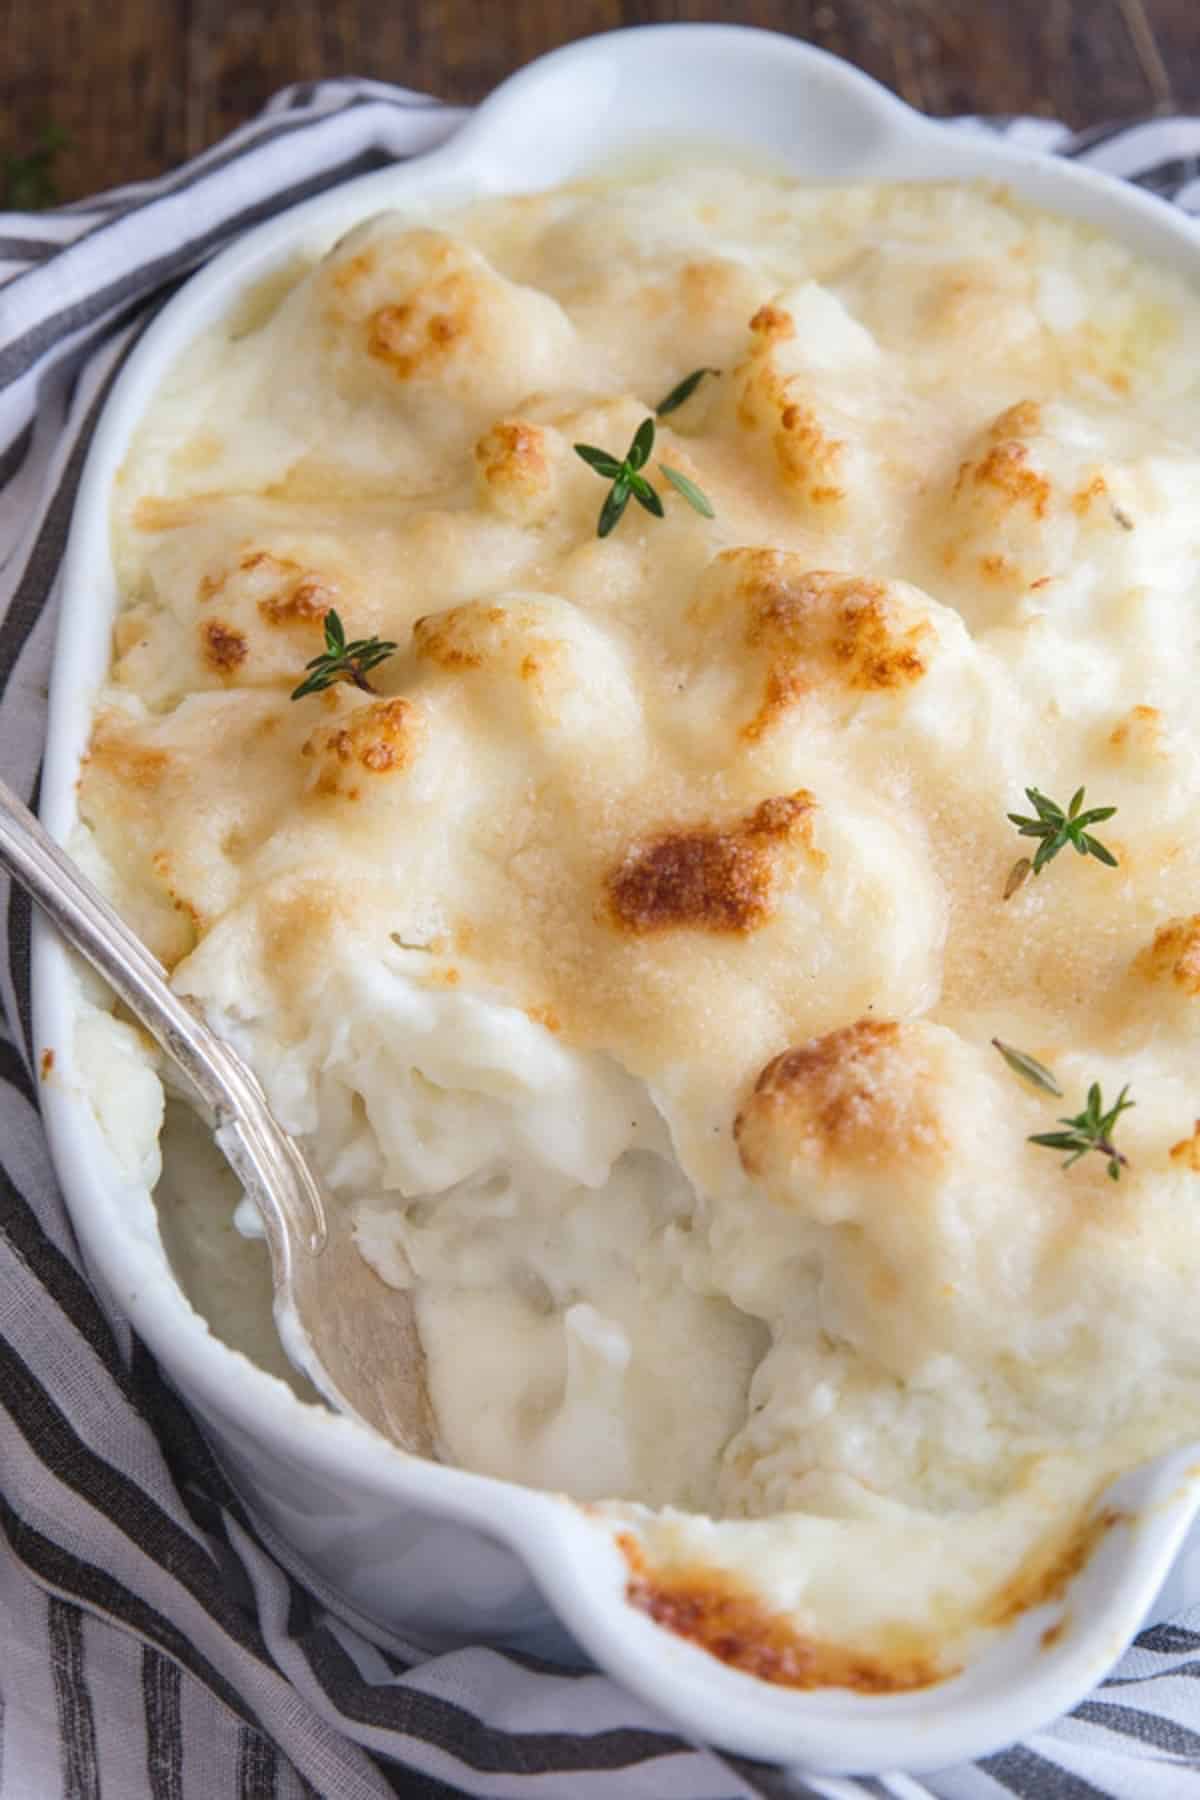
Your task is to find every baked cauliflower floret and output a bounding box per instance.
[80,693,311,964]
[411,591,644,753]
[729,1020,1057,1387]
[321,221,576,434]
[1136,915,1200,997]
[112,526,363,705]
[734,1019,955,1220]
[730,283,887,528]
[1122,914,1200,1043]
[678,550,965,748]
[929,398,1200,633]
[832,244,1042,369]
[301,696,423,800]
[473,419,565,525]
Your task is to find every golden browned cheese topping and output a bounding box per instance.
[735,1018,945,1182]
[260,576,339,626]
[368,287,470,378]
[983,1507,1126,1629]
[1136,915,1200,994]
[412,604,499,670]
[606,793,818,935]
[617,1533,946,1693]
[1170,1122,1200,1170]
[301,698,420,795]
[958,440,1052,519]
[200,619,248,674]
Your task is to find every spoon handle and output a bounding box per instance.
[0,775,326,1256]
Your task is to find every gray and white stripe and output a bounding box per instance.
[2,77,1200,1800]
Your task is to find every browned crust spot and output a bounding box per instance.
[618,1506,1122,1689]
[1072,474,1108,516]
[1170,1121,1200,1170]
[367,274,472,379]
[773,402,845,503]
[984,1509,1125,1629]
[526,1004,561,1034]
[955,441,1051,517]
[200,550,302,607]
[1136,915,1200,995]
[475,419,547,483]
[748,302,794,341]
[829,602,926,690]
[606,792,819,936]
[39,1048,54,1081]
[330,248,376,294]
[1110,704,1161,751]
[989,400,1041,439]
[474,419,555,523]
[412,603,508,671]
[200,619,248,676]
[200,549,340,629]
[149,849,203,926]
[747,561,927,688]
[302,698,419,794]
[617,1534,947,1693]
[734,1019,945,1181]
[678,257,748,317]
[262,577,337,626]
[84,724,170,791]
[132,497,206,532]
[722,555,928,740]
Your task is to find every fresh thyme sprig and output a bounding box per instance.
[1007,786,1118,878]
[1029,1081,1134,1181]
[573,418,714,538]
[991,1038,1063,1097]
[655,367,720,416]
[290,609,397,700]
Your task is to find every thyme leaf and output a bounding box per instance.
[574,418,714,536]
[655,367,720,416]
[1029,1081,1134,1181]
[992,1038,1063,1097]
[290,609,397,700]
[1007,786,1118,876]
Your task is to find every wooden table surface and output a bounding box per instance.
[2,0,1197,206]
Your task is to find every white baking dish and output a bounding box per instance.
[34,23,1200,1775]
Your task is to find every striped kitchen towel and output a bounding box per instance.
[3,76,1200,1800]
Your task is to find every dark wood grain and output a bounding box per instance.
[1144,0,1200,116]
[1,0,1196,205]
[1,0,187,202]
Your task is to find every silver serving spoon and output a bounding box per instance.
[0,775,433,1454]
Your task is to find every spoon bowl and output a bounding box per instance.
[0,774,434,1454]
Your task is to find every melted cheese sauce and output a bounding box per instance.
[80,165,1200,1675]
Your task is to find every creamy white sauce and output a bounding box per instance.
[76,162,1200,1668]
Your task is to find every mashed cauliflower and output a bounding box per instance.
[78,164,1200,1685]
